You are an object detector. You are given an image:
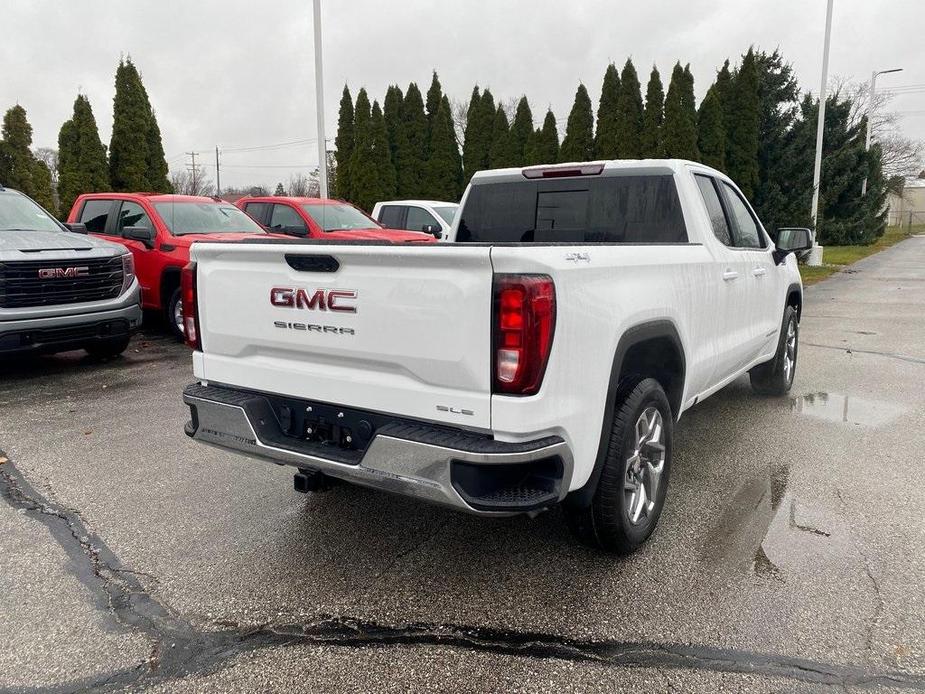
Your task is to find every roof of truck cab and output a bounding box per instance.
[237,196,357,205]
[375,199,459,207]
[470,159,722,183]
[77,192,230,204]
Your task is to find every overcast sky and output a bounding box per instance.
[3,0,924,190]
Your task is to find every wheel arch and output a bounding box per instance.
[160,265,183,310]
[567,320,686,508]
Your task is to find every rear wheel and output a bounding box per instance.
[563,377,673,554]
[85,335,130,358]
[166,287,184,341]
[750,306,798,396]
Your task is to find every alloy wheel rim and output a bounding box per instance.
[174,300,185,335]
[625,406,666,525]
[783,320,796,382]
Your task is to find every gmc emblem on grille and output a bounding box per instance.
[270,287,357,313]
[38,267,90,279]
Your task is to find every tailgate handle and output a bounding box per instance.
[285,254,340,273]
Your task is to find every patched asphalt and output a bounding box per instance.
[1,238,924,692]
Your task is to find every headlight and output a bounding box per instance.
[120,253,136,295]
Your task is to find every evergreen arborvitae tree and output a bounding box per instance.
[462,86,483,182]
[509,96,533,165]
[697,85,726,170]
[394,82,428,196]
[274,182,286,196]
[425,71,443,144]
[559,83,594,162]
[640,66,665,158]
[662,62,699,160]
[713,60,734,163]
[347,88,371,204]
[351,101,396,212]
[752,49,801,233]
[0,105,56,212]
[424,95,463,201]
[525,110,559,165]
[488,105,517,168]
[57,94,110,216]
[383,84,403,170]
[726,48,760,200]
[614,59,645,158]
[594,63,621,159]
[1,105,35,194]
[109,59,151,191]
[333,85,355,200]
[145,112,170,192]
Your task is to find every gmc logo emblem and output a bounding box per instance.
[38,267,89,279]
[270,287,357,313]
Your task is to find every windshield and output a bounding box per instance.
[433,205,458,224]
[302,203,378,232]
[0,193,63,232]
[152,202,265,235]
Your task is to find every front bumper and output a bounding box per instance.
[183,382,573,515]
[0,303,142,354]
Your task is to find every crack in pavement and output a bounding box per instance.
[2,452,924,693]
[802,341,925,365]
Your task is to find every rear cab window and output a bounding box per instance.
[79,199,113,233]
[456,174,687,243]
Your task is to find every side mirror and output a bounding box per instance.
[774,227,813,264]
[64,222,88,234]
[422,224,443,239]
[123,226,156,249]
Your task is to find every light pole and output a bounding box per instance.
[861,67,902,195]
[312,0,328,198]
[808,0,834,266]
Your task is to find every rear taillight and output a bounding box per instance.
[492,274,556,395]
[181,262,201,350]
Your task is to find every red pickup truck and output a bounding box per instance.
[67,193,272,338]
[235,196,436,242]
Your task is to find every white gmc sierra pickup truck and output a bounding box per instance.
[182,159,811,553]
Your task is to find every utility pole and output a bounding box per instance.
[808,0,834,267]
[313,0,328,198]
[861,68,902,195]
[186,151,200,194]
[215,146,221,197]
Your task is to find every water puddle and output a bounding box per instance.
[790,392,907,427]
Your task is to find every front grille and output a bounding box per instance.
[0,256,123,308]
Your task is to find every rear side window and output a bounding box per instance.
[79,199,112,233]
[694,175,732,246]
[456,175,687,243]
[378,205,404,228]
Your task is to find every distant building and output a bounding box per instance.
[887,179,925,227]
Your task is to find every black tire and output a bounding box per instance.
[166,287,185,341]
[563,376,673,554]
[749,306,798,396]
[85,335,130,358]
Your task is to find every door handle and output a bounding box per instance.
[722,269,739,281]
[753,267,767,277]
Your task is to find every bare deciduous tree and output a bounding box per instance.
[33,147,59,185]
[170,168,215,197]
[835,76,925,180]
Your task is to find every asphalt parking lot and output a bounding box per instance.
[2,238,924,693]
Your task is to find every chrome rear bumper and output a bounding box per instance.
[183,383,572,515]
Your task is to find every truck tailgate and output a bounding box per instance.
[192,243,494,430]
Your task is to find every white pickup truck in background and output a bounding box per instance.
[182,159,811,553]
